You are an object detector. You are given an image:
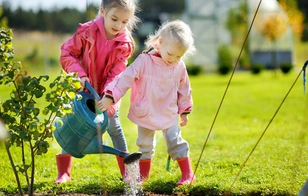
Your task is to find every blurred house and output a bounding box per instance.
[183,0,293,71]
[247,0,293,69]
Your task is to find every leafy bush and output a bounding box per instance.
[280,62,293,74]
[251,63,264,74]
[186,65,203,76]
[217,44,233,75]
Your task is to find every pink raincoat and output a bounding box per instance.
[106,53,193,130]
[60,16,133,116]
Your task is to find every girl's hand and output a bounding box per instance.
[96,97,113,112]
[180,114,188,127]
[80,77,90,88]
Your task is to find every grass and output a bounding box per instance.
[0,70,308,195]
[0,31,308,195]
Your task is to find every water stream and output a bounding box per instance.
[124,160,144,196]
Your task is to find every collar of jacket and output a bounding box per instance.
[77,16,132,45]
[147,53,182,68]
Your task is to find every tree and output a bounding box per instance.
[225,1,250,69]
[257,14,288,74]
[290,0,308,41]
[278,0,304,40]
[0,6,8,27]
[226,1,248,45]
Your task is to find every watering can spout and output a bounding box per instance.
[82,135,142,164]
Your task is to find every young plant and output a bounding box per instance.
[0,27,80,196]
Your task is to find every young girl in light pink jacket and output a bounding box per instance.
[97,20,196,186]
[55,0,139,184]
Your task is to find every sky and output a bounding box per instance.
[1,0,102,11]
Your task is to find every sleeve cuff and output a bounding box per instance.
[104,94,114,103]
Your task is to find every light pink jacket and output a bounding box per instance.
[106,53,193,130]
[60,16,133,116]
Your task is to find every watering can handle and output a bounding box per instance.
[84,81,101,101]
[84,81,105,123]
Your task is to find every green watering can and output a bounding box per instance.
[53,81,142,164]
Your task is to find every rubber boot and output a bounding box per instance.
[116,156,127,181]
[55,154,72,184]
[176,157,196,186]
[139,159,152,184]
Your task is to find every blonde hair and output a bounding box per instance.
[145,20,196,57]
[99,0,140,31]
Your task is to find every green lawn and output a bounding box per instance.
[1,30,308,195]
[0,69,308,195]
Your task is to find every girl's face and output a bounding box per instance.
[158,39,187,66]
[101,7,131,39]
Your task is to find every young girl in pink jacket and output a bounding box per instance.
[55,0,139,184]
[97,20,196,186]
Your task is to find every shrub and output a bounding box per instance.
[251,63,264,74]
[186,65,203,76]
[217,44,233,75]
[280,62,293,74]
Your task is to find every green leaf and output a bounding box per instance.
[22,76,31,85]
[34,89,43,98]
[33,108,40,116]
[42,107,50,116]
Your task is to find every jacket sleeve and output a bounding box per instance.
[60,25,88,78]
[103,42,133,91]
[105,54,143,103]
[177,65,193,114]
